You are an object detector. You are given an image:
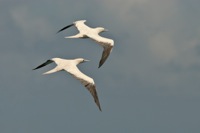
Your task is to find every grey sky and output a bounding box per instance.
[1,0,200,133]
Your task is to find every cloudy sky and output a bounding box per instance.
[1,0,200,132]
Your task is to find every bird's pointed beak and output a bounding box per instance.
[84,59,90,62]
[104,29,108,31]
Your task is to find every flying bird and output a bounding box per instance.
[57,20,114,68]
[33,58,102,111]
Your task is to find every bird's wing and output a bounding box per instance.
[57,24,74,33]
[74,20,89,33]
[64,66,102,111]
[88,34,114,47]
[33,60,54,70]
[57,20,88,35]
[99,46,113,68]
[86,84,102,111]
[88,35,114,68]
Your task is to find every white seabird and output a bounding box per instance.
[33,58,102,111]
[57,20,114,68]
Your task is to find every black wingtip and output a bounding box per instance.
[33,66,40,70]
[98,63,102,68]
[96,101,102,112]
[57,23,74,33]
[32,66,41,70]
[33,60,53,70]
[99,107,102,112]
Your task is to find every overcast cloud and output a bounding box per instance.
[1,0,200,133]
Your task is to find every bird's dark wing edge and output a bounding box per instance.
[86,84,102,111]
[33,60,53,70]
[98,46,113,68]
[57,23,74,33]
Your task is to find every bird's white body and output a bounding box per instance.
[58,20,114,68]
[33,58,101,111]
